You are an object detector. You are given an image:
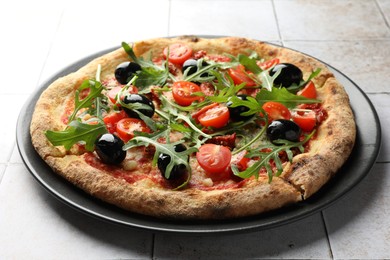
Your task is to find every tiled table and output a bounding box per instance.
[1,0,389,258]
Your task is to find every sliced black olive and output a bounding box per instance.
[226,94,253,122]
[95,133,126,164]
[182,59,209,77]
[122,94,155,119]
[115,61,141,85]
[269,63,303,88]
[158,144,187,180]
[267,119,301,143]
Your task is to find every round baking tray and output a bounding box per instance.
[16,39,381,234]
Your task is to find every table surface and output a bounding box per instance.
[1,0,389,259]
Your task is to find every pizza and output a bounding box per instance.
[30,36,356,220]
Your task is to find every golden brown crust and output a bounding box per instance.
[30,36,356,219]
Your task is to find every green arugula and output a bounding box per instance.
[46,120,107,151]
[256,87,320,108]
[232,131,315,182]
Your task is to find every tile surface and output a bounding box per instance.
[2,0,390,259]
[275,0,390,41]
[0,165,153,259]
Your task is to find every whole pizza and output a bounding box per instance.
[30,36,356,219]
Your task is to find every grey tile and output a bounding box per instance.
[275,0,390,41]
[0,164,153,259]
[283,40,390,93]
[154,214,331,259]
[367,93,390,163]
[323,163,390,259]
[378,0,390,25]
[169,0,280,41]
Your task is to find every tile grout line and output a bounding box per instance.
[167,0,172,36]
[271,0,284,46]
[321,211,334,259]
[375,0,390,30]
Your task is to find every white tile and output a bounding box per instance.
[0,94,29,163]
[0,164,6,183]
[367,93,390,163]
[0,2,62,95]
[378,0,390,24]
[275,0,390,41]
[323,163,390,259]
[169,0,280,41]
[9,145,24,164]
[283,40,390,93]
[154,213,331,259]
[39,0,170,86]
[0,164,153,259]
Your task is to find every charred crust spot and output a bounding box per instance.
[331,85,338,95]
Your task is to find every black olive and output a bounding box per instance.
[115,61,141,85]
[158,144,187,180]
[182,59,209,77]
[95,133,126,164]
[269,63,303,88]
[267,119,301,143]
[122,94,155,118]
[226,94,253,122]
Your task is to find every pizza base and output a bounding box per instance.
[30,36,356,219]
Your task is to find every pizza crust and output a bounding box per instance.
[30,36,356,219]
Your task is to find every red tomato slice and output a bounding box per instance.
[298,81,317,99]
[163,43,193,66]
[257,58,280,70]
[292,110,316,132]
[227,65,257,87]
[116,118,150,142]
[262,101,291,121]
[198,104,230,128]
[230,150,250,171]
[172,81,202,106]
[196,144,232,174]
[103,110,128,133]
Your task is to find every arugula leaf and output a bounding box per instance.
[238,54,262,74]
[45,120,107,151]
[256,87,320,108]
[135,66,169,88]
[232,131,315,182]
[68,79,104,122]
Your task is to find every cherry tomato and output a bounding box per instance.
[227,65,257,87]
[291,110,316,132]
[116,118,150,142]
[262,101,291,121]
[103,110,128,133]
[163,43,193,66]
[198,104,230,129]
[196,144,232,174]
[172,81,202,106]
[257,58,280,70]
[298,81,317,99]
[230,150,250,171]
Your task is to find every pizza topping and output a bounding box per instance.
[298,81,317,99]
[121,94,155,118]
[196,144,232,175]
[197,104,230,128]
[158,143,188,180]
[163,43,193,66]
[267,119,301,144]
[291,109,317,132]
[116,118,151,143]
[95,133,126,164]
[270,63,303,88]
[114,61,141,85]
[226,94,255,122]
[262,101,291,121]
[171,81,203,106]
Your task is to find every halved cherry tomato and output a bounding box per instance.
[163,43,193,66]
[227,65,257,87]
[196,144,232,174]
[103,110,128,133]
[298,81,317,99]
[262,101,291,121]
[172,81,202,106]
[198,104,230,128]
[116,118,150,142]
[291,110,316,132]
[257,58,279,70]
